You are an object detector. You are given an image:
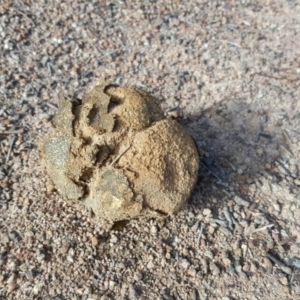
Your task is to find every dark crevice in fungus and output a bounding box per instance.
[79,167,95,182]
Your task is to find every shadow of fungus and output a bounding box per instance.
[178,92,298,227]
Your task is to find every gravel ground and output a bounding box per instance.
[1,0,300,299]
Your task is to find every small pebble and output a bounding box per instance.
[0,232,9,244]
[129,285,137,299]
[150,225,158,236]
[204,250,214,260]
[250,262,257,273]
[242,263,250,272]
[7,273,16,284]
[262,257,273,274]
[294,179,300,186]
[37,252,46,261]
[219,226,232,236]
[67,256,74,263]
[25,230,34,237]
[46,182,55,193]
[8,231,19,241]
[61,241,70,254]
[279,276,288,286]
[273,203,280,211]
[188,268,197,277]
[202,208,211,217]
[234,196,250,207]
[209,262,220,276]
[160,258,166,266]
[68,247,75,256]
[237,168,243,175]
[109,280,116,288]
[7,281,17,294]
[208,225,215,234]
[147,261,154,269]
[231,241,240,250]
[256,148,264,156]
[134,272,142,282]
[222,257,231,267]
[110,235,118,244]
[234,224,244,234]
[118,262,126,270]
[233,248,242,257]
[277,165,289,175]
[181,259,190,269]
[91,236,98,246]
[182,248,189,257]
[167,110,178,118]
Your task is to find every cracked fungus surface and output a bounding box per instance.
[39,79,199,228]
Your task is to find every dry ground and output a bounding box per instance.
[0,1,300,299]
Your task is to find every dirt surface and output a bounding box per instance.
[1,1,300,299]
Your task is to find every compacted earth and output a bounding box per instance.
[0,1,300,299]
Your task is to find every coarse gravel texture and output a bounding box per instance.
[1,0,300,299]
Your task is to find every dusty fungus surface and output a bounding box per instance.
[39,79,199,227]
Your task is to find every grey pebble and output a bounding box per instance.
[293,258,300,269]
[200,259,208,274]
[61,241,70,254]
[129,285,137,300]
[234,223,244,234]
[8,231,20,242]
[209,261,220,276]
[293,285,300,295]
[212,219,228,227]
[204,250,214,260]
[234,196,250,207]
[277,165,289,176]
[0,232,9,244]
[0,169,6,180]
[223,206,233,226]
[25,230,34,237]
[7,273,16,284]
[180,259,190,269]
[294,179,300,186]
[219,226,232,236]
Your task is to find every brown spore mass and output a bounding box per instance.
[39,79,199,228]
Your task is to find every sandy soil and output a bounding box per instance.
[0,1,300,299]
